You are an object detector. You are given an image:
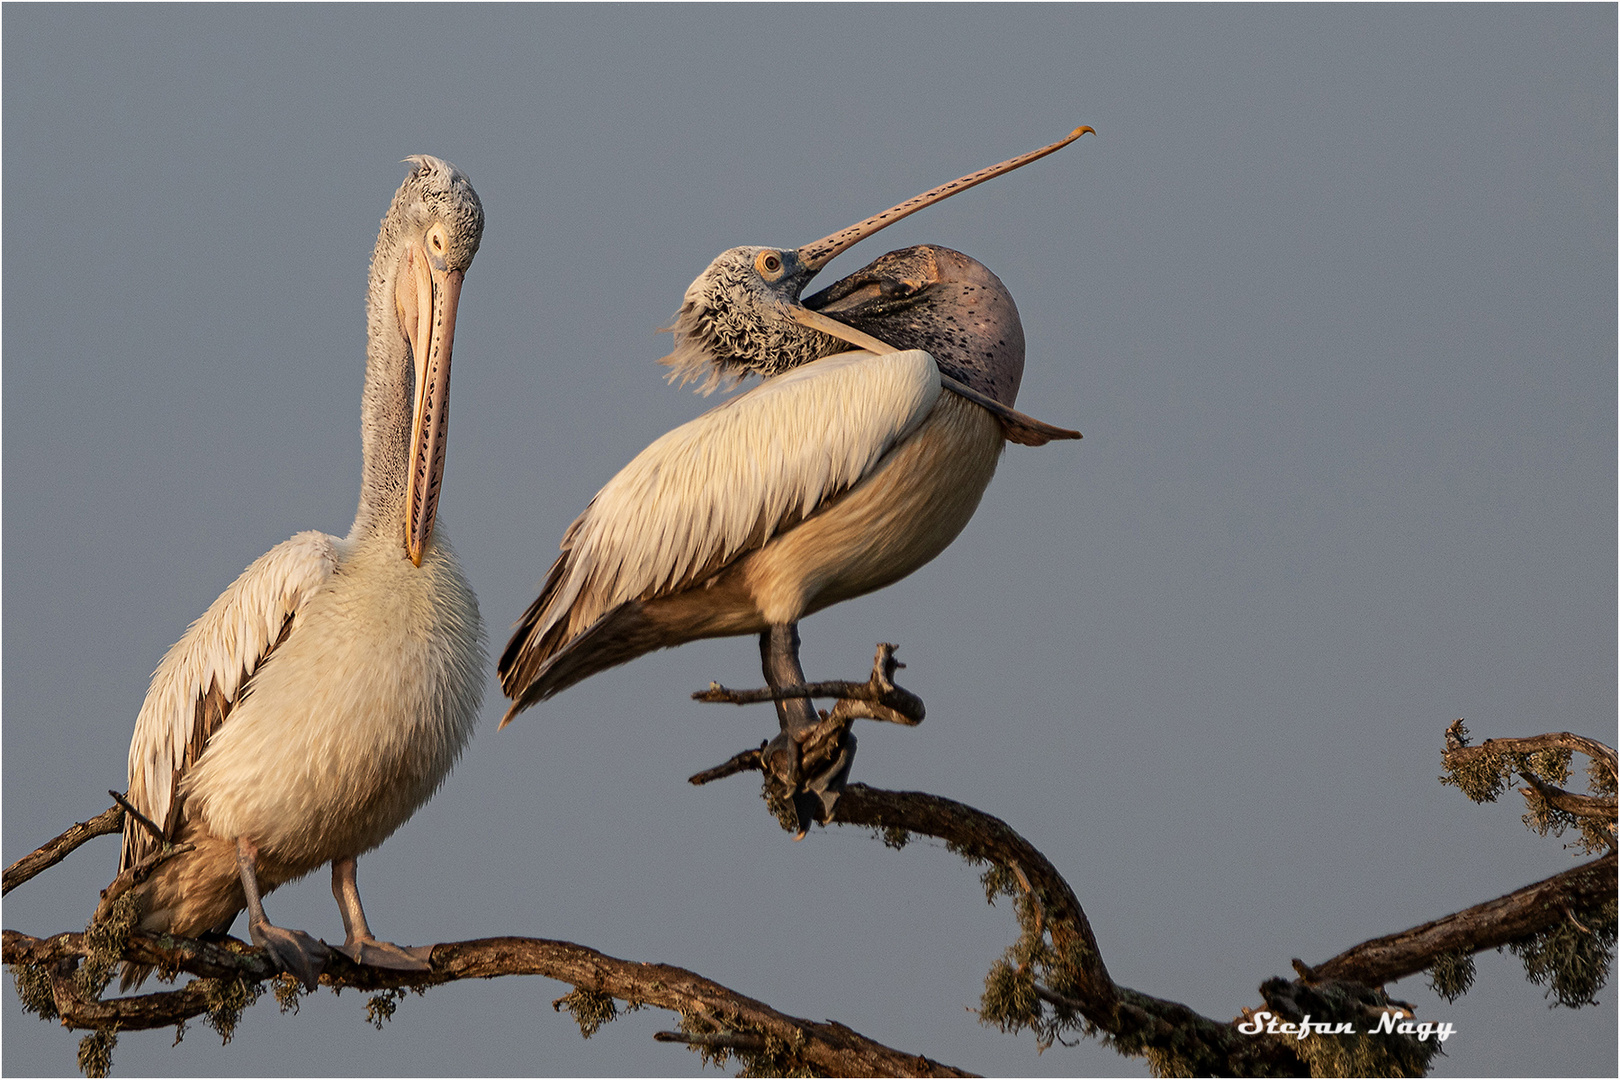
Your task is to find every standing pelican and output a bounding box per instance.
[499,131,1087,827]
[97,156,486,988]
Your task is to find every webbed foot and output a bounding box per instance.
[336,938,434,971]
[690,637,907,837]
[237,835,327,990]
[248,918,329,990]
[765,726,856,839]
[328,856,432,972]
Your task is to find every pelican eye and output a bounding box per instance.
[755,250,785,280]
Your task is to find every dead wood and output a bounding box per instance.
[1443,730,1616,774]
[5,724,1614,1077]
[3,806,124,897]
[1517,771,1619,821]
[694,642,926,725]
[1297,852,1616,986]
[3,929,972,1077]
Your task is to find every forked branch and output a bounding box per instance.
[694,642,926,725]
[6,724,1614,1077]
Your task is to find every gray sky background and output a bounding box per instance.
[3,5,1615,1077]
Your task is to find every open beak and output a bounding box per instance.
[399,239,464,566]
[782,125,1093,358]
[778,128,1091,448]
[794,125,1093,276]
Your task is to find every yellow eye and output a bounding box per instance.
[755,250,784,278]
[763,254,780,272]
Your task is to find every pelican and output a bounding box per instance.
[96,156,486,988]
[499,130,1088,828]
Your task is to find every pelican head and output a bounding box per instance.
[661,126,1091,395]
[364,156,484,564]
[661,245,836,393]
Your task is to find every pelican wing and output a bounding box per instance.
[121,530,338,871]
[500,349,941,703]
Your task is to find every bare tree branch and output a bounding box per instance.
[3,807,123,897]
[1441,719,1618,858]
[3,929,973,1077]
[805,783,1116,1013]
[1443,727,1619,782]
[106,791,166,845]
[686,744,767,786]
[1461,732,1614,773]
[737,760,1613,1074]
[6,724,1613,1077]
[1299,853,1616,986]
[653,1029,769,1052]
[1518,771,1619,821]
[694,642,926,725]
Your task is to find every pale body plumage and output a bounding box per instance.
[122,528,483,937]
[102,156,485,985]
[181,531,480,858]
[543,349,945,637]
[502,345,1005,710]
[504,130,1088,828]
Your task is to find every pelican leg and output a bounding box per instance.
[235,836,328,990]
[330,857,434,971]
[761,623,819,735]
[759,622,856,836]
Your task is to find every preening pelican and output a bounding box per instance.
[499,131,1089,828]
[97,157,486,988]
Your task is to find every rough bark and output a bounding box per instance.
[5,724,1614,1077]
[1443,731,1616,774]
[1301,853,1617,986]
[4,929,970,1077]
[2,807,123,897]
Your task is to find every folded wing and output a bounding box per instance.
[122,531,338,872]
[499,349,941,711]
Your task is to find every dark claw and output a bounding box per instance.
[788,793,821,840]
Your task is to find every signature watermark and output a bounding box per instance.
[1238,1010,1456,1043]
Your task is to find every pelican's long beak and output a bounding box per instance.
[793,125,1093,274]
[399,237,463,566]
[786,306,893,354]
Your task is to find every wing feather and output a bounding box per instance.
[121,531,338,871]
[500,349,940,698]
